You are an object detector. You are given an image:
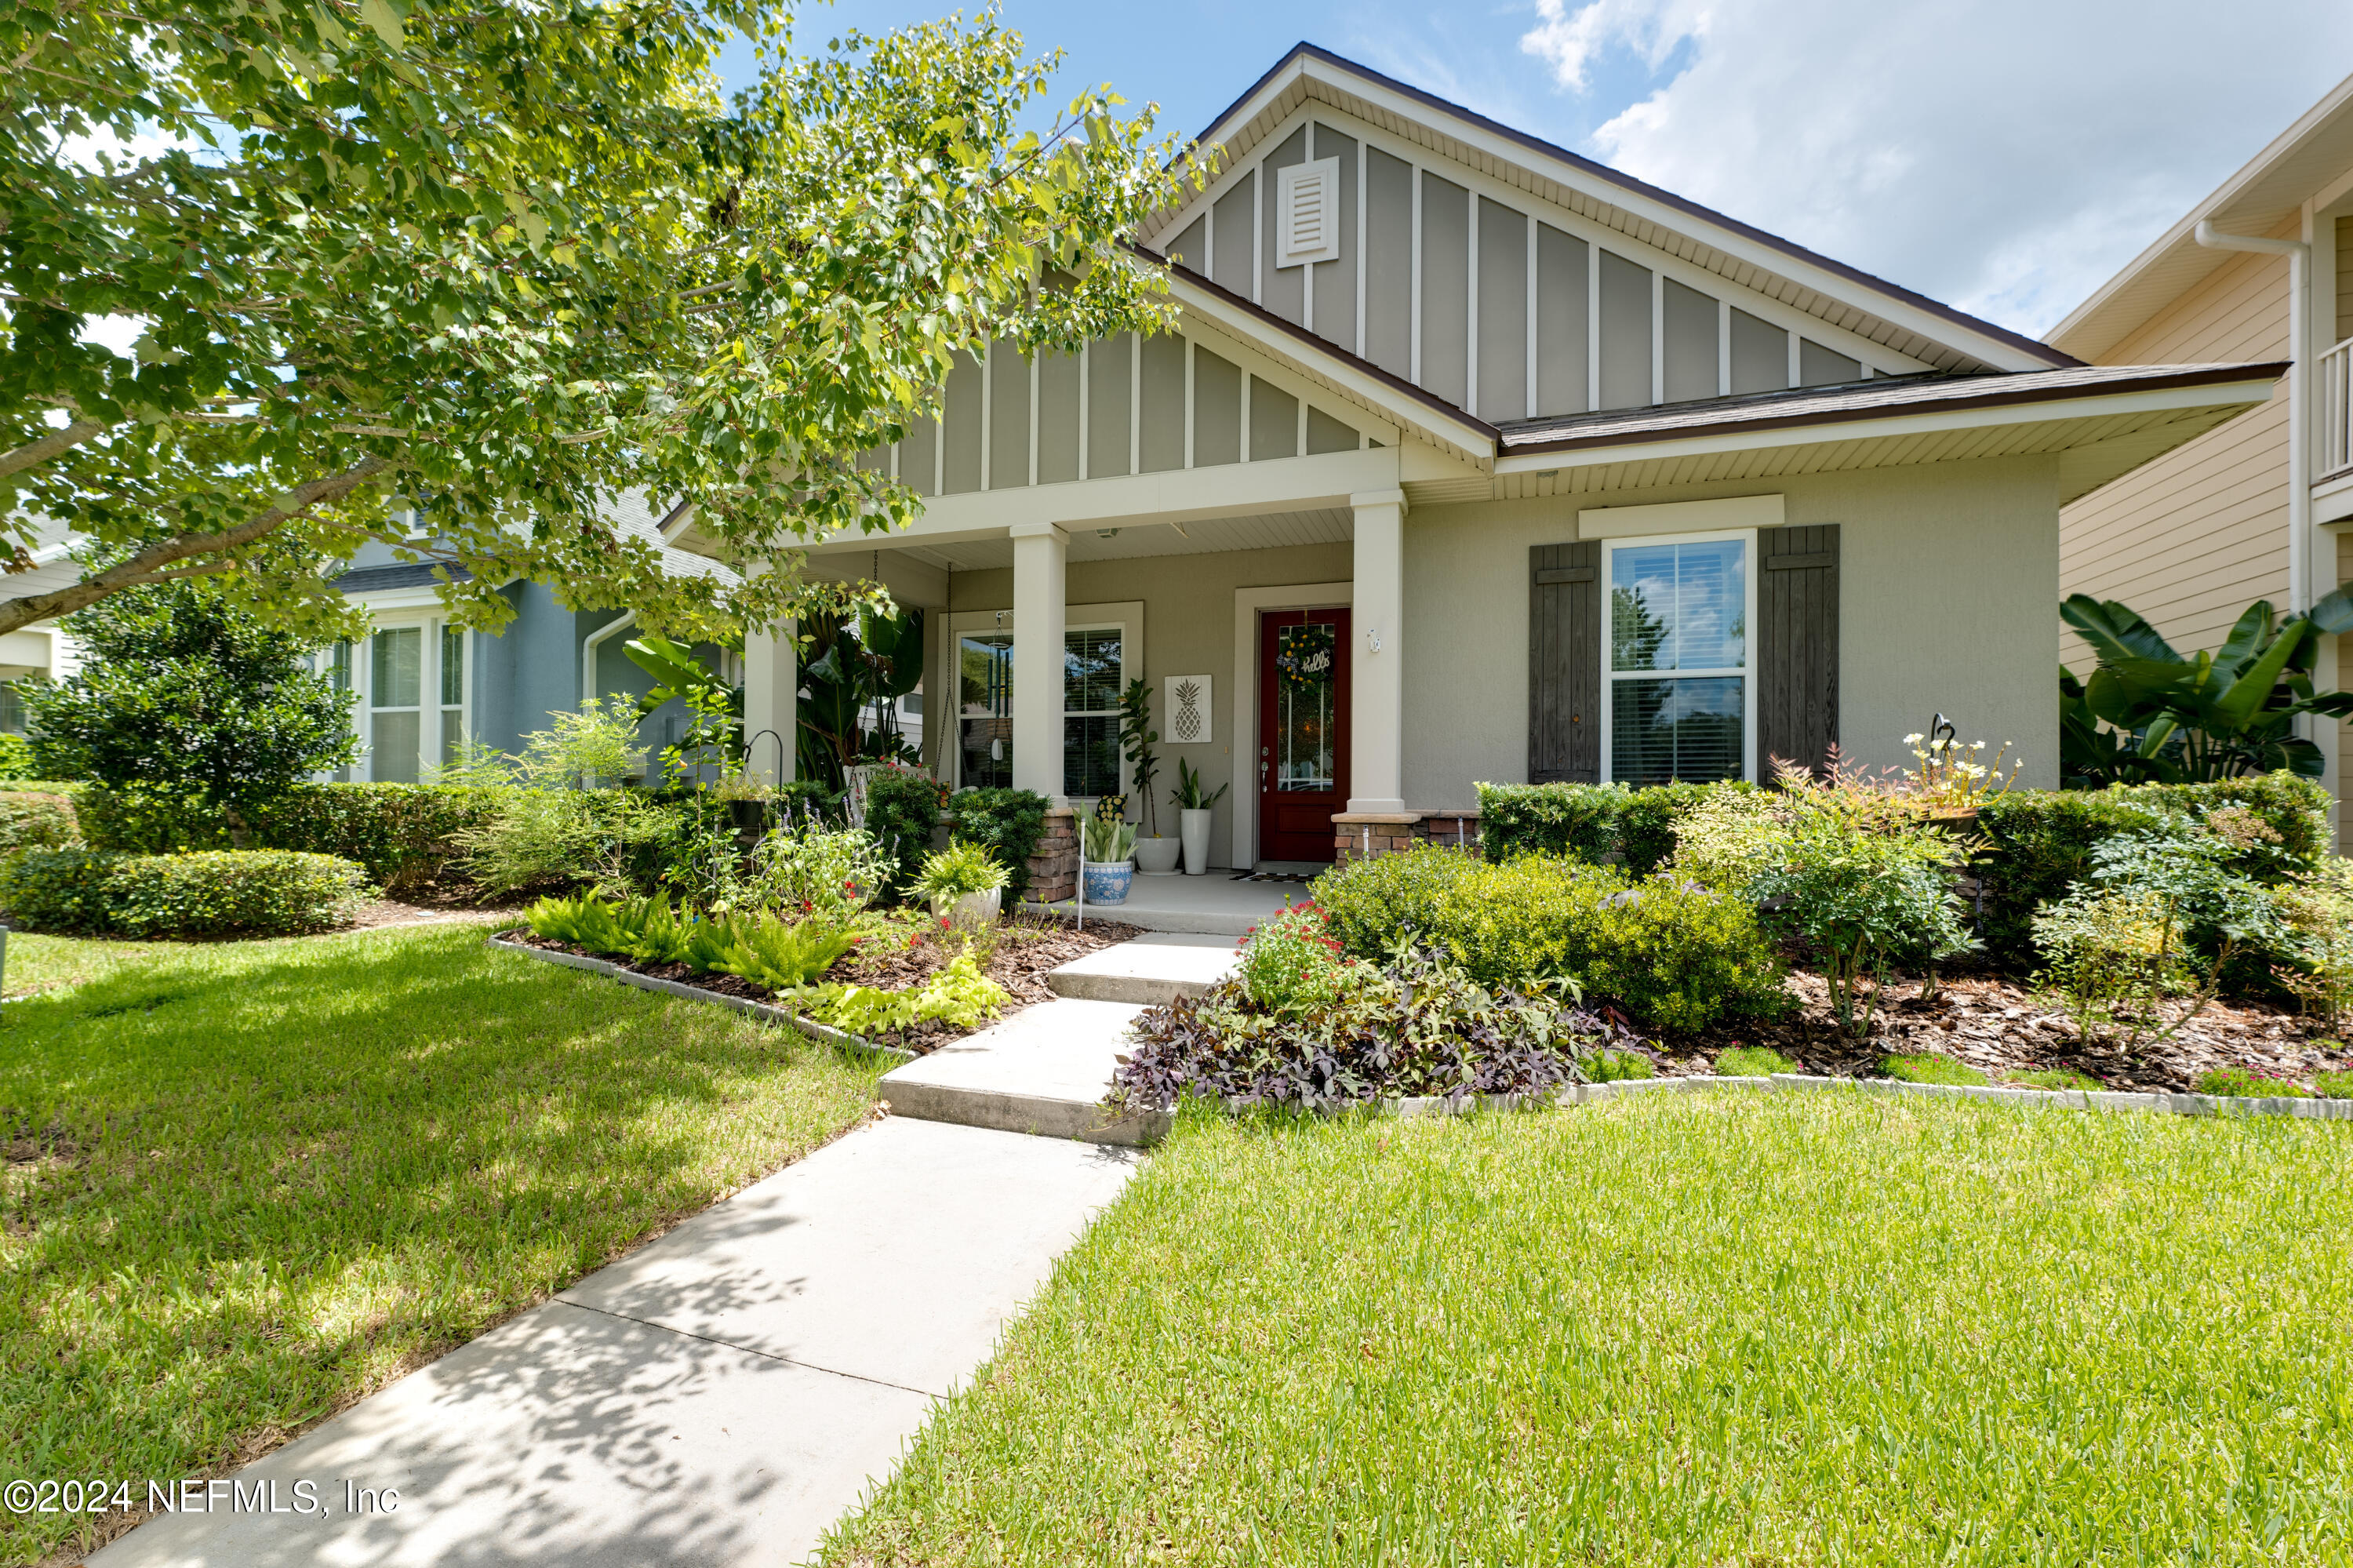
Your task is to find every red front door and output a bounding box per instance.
[1257,608,1350,864]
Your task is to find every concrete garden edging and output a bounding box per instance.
[1297,1070,2352,1127]
[486,930,919,1064]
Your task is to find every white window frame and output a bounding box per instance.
[323,602,473,782]
[1597,529,1758,786]
[945,601,1141,802]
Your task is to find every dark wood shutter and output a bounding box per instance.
[1529,541,1601,782]
[1758,523,1839,777]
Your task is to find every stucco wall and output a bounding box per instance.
[1401,454,2064,806]
[944,542,1351,866]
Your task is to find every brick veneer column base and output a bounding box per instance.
[1329,809,1482,865]
[1026,806,1078,902]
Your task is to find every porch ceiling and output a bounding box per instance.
[891,508,1353,573]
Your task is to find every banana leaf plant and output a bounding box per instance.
[624,632,745,776]
[2058,591,2353,786]
[798,606,924,791]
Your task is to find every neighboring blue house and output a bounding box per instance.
[323,492,740,782]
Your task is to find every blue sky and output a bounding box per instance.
[719,2,2353,338]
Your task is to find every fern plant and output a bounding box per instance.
[718,911,860,991]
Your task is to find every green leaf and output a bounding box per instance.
[358,0,403,51]
[2211,620,2308,732]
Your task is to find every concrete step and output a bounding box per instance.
[880,998,1167,1146]
[1046,933,1239,1005]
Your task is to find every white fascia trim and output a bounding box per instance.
[1166,273,1497,465]
[344,586,453,613]
[1491,376,2282,476]
[1279,61,2064,376]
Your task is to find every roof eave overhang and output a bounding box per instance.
[1157,256,1500,467]
[1173,43,2078,377]
[1493,372,2281,475]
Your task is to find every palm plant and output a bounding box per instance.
[2059,591,2353,786]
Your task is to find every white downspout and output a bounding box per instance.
[2195,220,2311,617]
[581,609,637,707]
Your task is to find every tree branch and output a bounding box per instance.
[0,453,388,635]
[0,419,108,480]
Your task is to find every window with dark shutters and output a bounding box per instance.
[1528,541,1601,783]
[1757,523,1839,777]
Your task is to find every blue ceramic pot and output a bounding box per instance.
[1082,860,1133,904]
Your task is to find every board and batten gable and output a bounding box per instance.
[1400,454,2064,807]
[860,326,1386,498]
[1146,103,1926,424]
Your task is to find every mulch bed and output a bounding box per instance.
[1657,966,2351,1094]
[508,911,1144,1054]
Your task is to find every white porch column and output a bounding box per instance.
[1009,520,1068,804]
[741,620,797,785]
[1348,488,1407,813]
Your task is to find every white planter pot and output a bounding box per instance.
[930,887,1002,931]
[1180,809,1215,876]
[1133,835,1182,876]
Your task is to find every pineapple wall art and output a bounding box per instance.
[1163,675,1211,744]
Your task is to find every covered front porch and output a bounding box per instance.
[739,479,1419,875]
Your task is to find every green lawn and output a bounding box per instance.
[820,1093,2353,1567]
[2,924,878,1566]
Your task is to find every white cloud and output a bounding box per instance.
[1518,0,2353,337]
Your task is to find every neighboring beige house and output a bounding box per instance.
[2050,71,2353,826]
[687,44,2284,874]
[0,515,84,733]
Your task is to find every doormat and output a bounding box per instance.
[1230,870,1316,884]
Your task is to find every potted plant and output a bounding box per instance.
[1081,806,1139,904]
[914,837,1009,930]
[711,768,775,834]
[1120,678,1180,876]
[1172,759,1228,877]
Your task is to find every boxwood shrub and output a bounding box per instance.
[0,791,78,852]
[943,787,1049,898]
[1312,846,1787,1035]
[0,848,370,937]
[864,766,949,900]
[75,782,506,891]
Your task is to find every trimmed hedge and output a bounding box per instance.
[0,848,369,937]
[0,791,78,852]
[1973,773,2329,962]
[944,787,1050,898]
[75,782,507,891]
[1475,780,1751,876]
[1313,846,1787,1035]
[1481,773,2331,972]
[865,766,949,900]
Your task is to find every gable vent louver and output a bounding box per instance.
[1275,158,1341,270]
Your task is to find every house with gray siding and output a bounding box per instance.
[678,44,2291,871]
[328,491,740,782]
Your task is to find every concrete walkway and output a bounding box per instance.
[90,1118,1138,1568]
[879,934,1240,1147]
